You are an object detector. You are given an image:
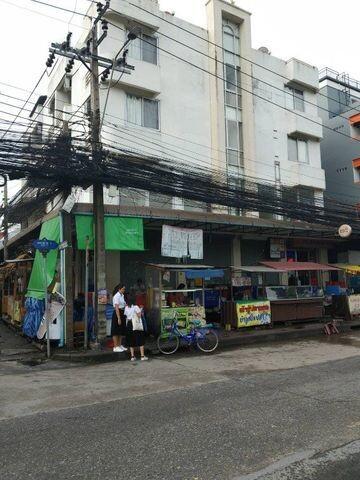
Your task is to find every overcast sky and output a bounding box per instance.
[1,0,359,105]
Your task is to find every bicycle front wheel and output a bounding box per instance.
[157,334,180,355]
[196,330,219,353]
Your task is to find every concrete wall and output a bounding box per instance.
[252,49,325,191]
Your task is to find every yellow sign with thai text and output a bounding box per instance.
[236,300,271,328]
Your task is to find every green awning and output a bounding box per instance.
[75,215,144,251]
[26,216,60,299]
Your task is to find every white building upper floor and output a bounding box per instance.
[32,0,325,215]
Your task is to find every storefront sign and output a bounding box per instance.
[348,294,360,316]
[236,300,271,328]
[161,225,203,259]
[338,224,352,238]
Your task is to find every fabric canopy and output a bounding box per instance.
[26,217,60,299]
[260,261,340,272]
[185,269,224,279]
[75,215,144,251]
[332,264,360,275]
[231,266,286,273]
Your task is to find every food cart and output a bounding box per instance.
[145,264,225,335]
[260,261,340,324]
[222,265,285,328]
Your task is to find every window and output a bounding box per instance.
[225,64,241,108]
[49,97,55,118]
[288,137,309,164]
[222,21,240,66]
[226,120,244,168]
[126,94,159,129]
[285,86,305,112]
[128,31,157,65]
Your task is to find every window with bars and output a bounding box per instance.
[126,94,159,130]
[128,32,158,65]
[285,86,305,112]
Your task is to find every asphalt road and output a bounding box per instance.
[2,350,360,479]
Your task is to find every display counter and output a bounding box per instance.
[265,286,324,323]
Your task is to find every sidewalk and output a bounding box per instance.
[0,319,44,363]
[52,319,360,363]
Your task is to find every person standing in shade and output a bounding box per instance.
[111,284,127,353]
[124,295,148,362]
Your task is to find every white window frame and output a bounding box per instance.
[285,85,305,112]
[127,30,158,65]
[288,137,309,164]
[126,94,160,130]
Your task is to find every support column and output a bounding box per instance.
[231,236,242,267]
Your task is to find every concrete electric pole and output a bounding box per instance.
[90,7,107,342]
[46,1,135,345]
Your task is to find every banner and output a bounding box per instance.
[75,215,144,251]
[26,217,60,299]
[236,300,271,328]
[161,225,203,259]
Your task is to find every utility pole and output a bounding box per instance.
[90,14,107,342]
[45,1,136,345]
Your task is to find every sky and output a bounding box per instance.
[0,0,359,108]
[0,0,359,195]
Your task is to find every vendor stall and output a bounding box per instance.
[222,266,284,329]
[260,261,339,324]
[222,262,340,328]
[145,264,225,335]
[0,255,34,327]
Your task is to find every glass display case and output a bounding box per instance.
[265,286,324,301]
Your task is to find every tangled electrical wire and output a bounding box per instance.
[0,127,359,235]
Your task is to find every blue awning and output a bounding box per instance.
[185,269,224,279]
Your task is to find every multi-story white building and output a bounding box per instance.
[35,0,324,215]
[17,0,333,330]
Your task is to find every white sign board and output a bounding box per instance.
[348,294,360,316]
[161,225,203,259]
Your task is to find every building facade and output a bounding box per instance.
[318,67,360,207]
[10,0,336,345]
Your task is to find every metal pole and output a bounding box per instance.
[3,177,8,261]
[43,252,50,358]
[84,236,89,349]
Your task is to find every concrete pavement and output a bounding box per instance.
[2,333,360,478]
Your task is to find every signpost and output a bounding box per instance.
[32,238,59,358]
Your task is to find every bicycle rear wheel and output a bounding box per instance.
[157,334,180,355]
[196,330,219,353]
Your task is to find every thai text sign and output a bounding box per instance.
[236,300,271,328]
[161,225,203,259]
[348,294,360,316]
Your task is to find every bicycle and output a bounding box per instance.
[157,314,219,355]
